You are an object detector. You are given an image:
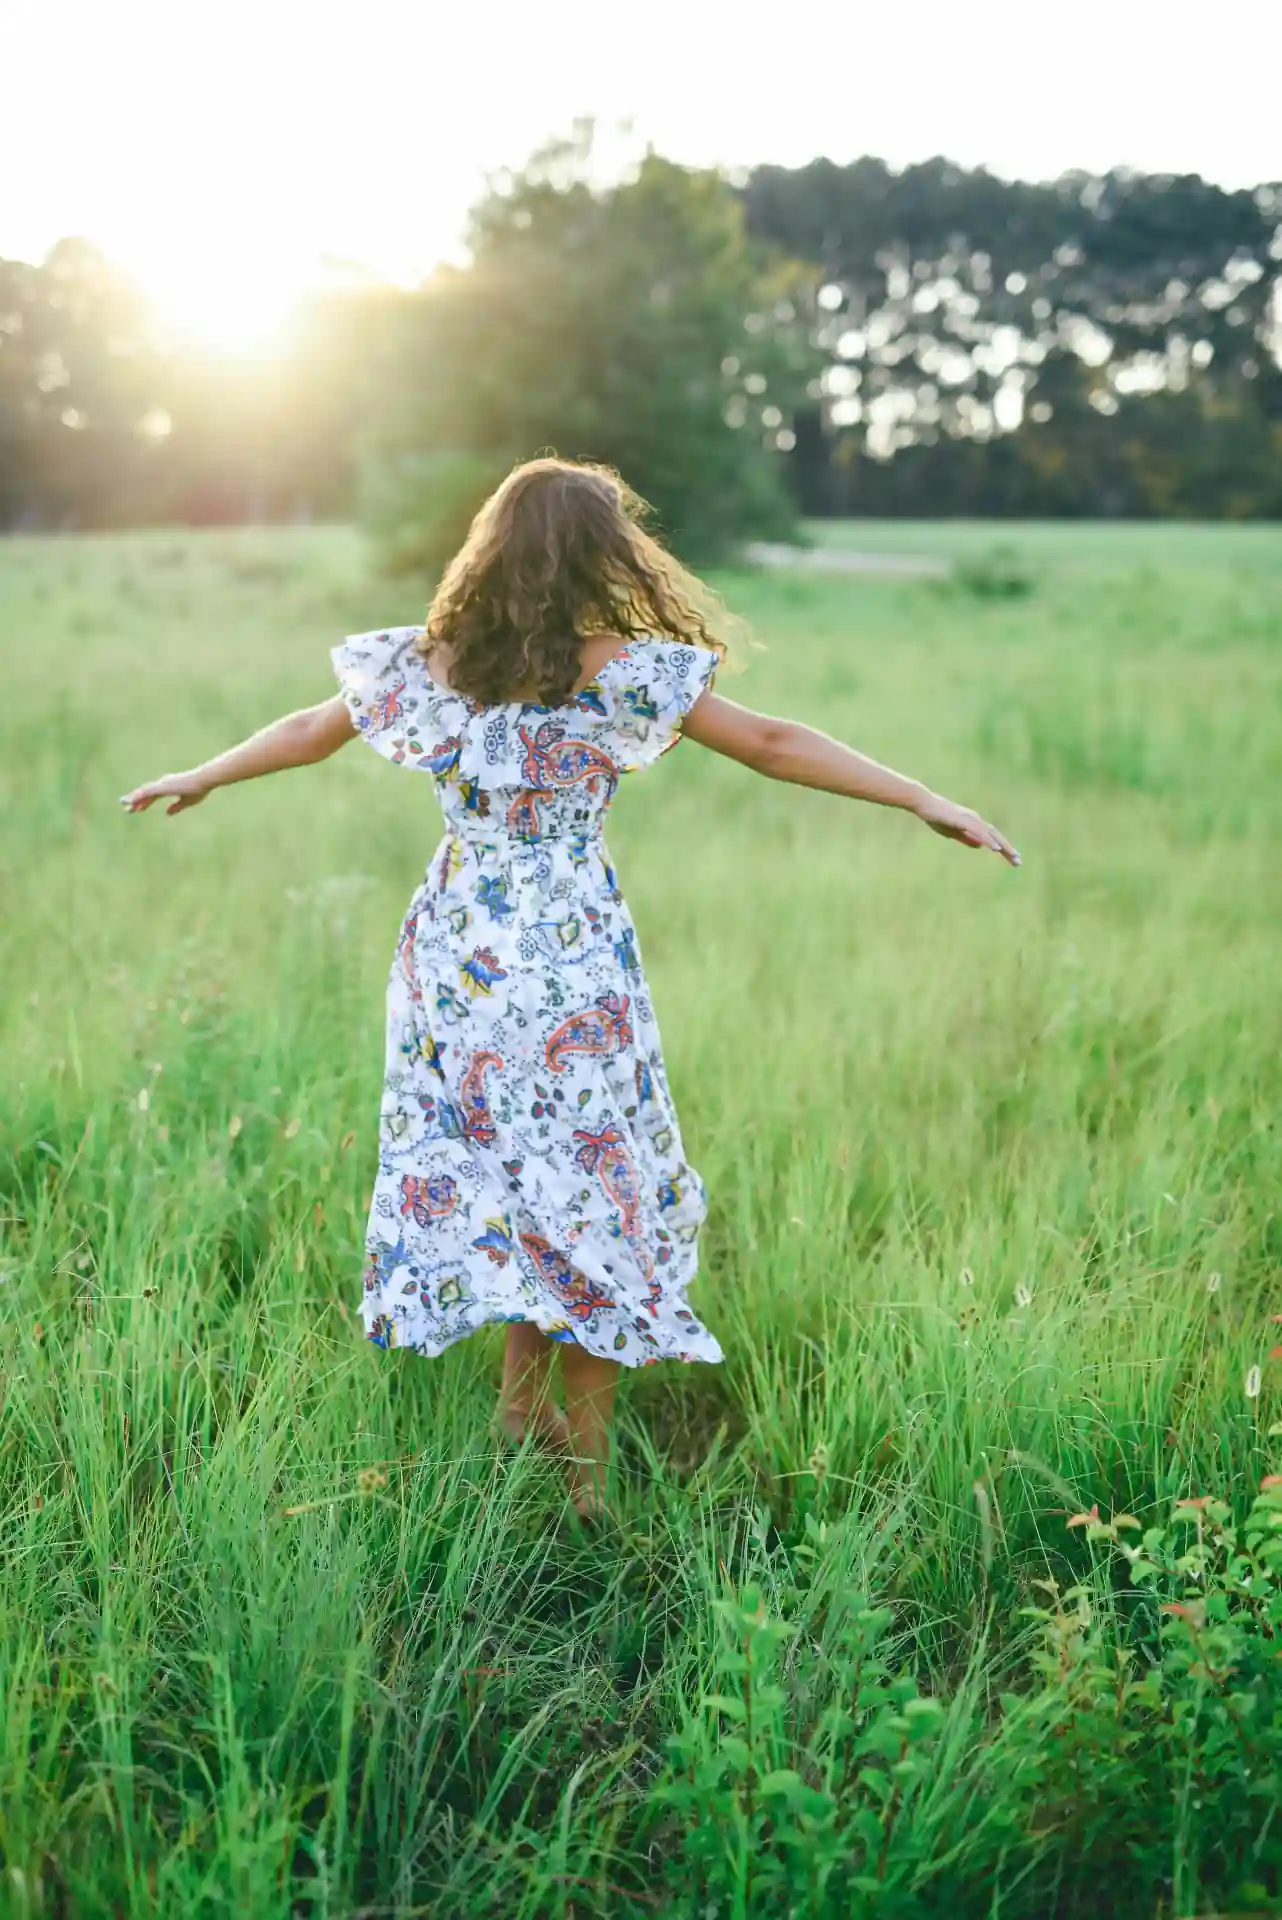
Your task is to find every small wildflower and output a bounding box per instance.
[151,1061,164,1078]
[136,1088,150,1113]
[807,1442,830,1483]
[356,1467,387,1494]
[283,1117,301,1141]
[1015,1284,1033,1308]
[1162,1599,1207,1629]
[141,1286,159,1300]
[1245,1366,1262,1400]
[1175,1495,1213,1511]
[228,1115,243,1141]
[1206,1272,1222,1294]
[32,1323,43,1343]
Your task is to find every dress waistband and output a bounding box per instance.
[444,822,607,853]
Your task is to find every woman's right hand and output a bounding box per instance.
[120,770,211,816]
[915,790,1020,866]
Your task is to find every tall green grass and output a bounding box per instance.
[2,524,1280,1916]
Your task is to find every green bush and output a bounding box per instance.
[954,542,1037,599]
[652,1481,1282,1916]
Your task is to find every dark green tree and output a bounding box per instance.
[0,240,161,527]
[369,130,815,563]
[744,158,1282,517]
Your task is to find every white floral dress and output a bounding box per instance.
[331,627,724,1368]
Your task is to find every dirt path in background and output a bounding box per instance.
[745,541,951,578]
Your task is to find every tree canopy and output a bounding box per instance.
[1,144,1278,538]
[370,133,810,560]
[742,157,1282,516]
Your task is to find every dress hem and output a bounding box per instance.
[362,1304,724,1369]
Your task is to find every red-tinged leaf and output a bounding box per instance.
[1113,1515,1141,1530]
[1162,1601,1206,1627]
[1175,1496,1213,1511]
[1270,1346,1282,1361]
[1261,1475,1282,1492]
[1066,1505,1099,1530]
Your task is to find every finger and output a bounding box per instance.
[121,791,156,813]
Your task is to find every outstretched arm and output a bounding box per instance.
[121,696,356,816]
[682,692,1019,867]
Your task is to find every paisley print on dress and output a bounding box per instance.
[331,627,722,1368]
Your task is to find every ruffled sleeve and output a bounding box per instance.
[610,640,720,773]
[331,627,442,769]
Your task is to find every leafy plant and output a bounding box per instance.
[656,1522,949,1913]
[982,1479,1282,1913]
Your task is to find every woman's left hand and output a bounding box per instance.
[915,790,1020,866]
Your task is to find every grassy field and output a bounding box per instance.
[2,522,1281,1918]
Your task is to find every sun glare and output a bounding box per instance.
[143,253,314,354]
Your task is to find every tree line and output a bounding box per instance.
[2,132,1279,555]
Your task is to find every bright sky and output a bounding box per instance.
[6,0,1281,347]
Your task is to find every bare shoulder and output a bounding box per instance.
[581,633,636,676]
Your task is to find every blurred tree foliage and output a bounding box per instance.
[743,157,1282,516]
[1,149,1279,536]
[366,131,812,563]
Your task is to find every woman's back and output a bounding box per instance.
[333,626,718,851]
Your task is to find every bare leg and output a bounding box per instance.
[498,1323,570,1450]
[560,1343,621,1518]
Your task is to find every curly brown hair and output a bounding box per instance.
[421,458,738,706]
